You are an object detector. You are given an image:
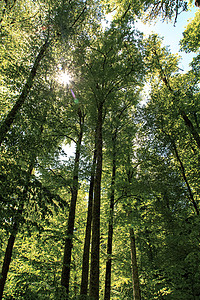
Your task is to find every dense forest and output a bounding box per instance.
[0,0,200,299]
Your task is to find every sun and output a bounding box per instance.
[58,71,72,85]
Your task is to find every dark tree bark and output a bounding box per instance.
[89,103,103,300]
[124,167,141,300]
[180,110,200,150]
[80,144,97,296]
[172,141,199,215]
[0,162,34,300]
[0,229,17,299]
[0,39,50,146]
[160,126,199,215]
[104,133,116,300]
[129,227,141,300]
[61,109,84,296]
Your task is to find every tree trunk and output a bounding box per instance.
[0,162,34,299]
[80,145,97,296]
[0,38,50,146]
[61,109,84,296]
[129,227,141,300]
[0,230,16,299]
[172,141,199,215]
[89,103,103,300]
[180,110,200,150]
[104,134,116,300]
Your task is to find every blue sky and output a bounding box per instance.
[136,5,199,71]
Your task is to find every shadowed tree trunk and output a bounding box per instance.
[89,103,103,300]
[80,142,97,296]
[0,162,34,300]
[0,119,47,298]
[0,228,17,300]
[61,109,84,296]
[179,110,200,150]
[172,140,199,215]
[104,133,116,300]
[0,38,50,146]
[160,127,199,215]
[125,167,141,300]
[129,227,141,300]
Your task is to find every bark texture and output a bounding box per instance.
[129,227,141,300]
[61,109,84,296]
[0,163,34,299]
[80,146,97,296]
[104,134,116,300]
[172,141,199,215]
[89,104,103,300]
[0,231,16,299]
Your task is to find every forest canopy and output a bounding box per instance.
[0,0,200,299]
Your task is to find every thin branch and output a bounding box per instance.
[121,3,131,19]
[37,163,72,190]
[89,46,107,59]
[70,3,87,29]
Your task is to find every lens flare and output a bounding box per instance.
[59,72,72,85]
[70,89,79,104]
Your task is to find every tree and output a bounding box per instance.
[101,0,188,24]
[0,78,70,298]
[180,10,200,53]
[80,139,97,296]
[0,0,92,146]
[144,35,200,215]
[0,161,34,299]
[0,38,50,146]
[1,1,200,299]
[129,227,141,300]
[82,23,145,299]
[61,107,85,296]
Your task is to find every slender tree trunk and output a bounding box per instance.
[0,162,34,299]
[172,141,199,215]
[0,39,50,146]
[80,145,97,296]
[129,227,141,300]
[0,229,16,299]
[104,134,116,300]
[89,103,103,300]
[61,109,84,296]
[180,110,200,150]
[125,167,141,300]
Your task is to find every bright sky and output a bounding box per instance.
[136,5,199,71]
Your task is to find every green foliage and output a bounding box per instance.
[1,0,200,299]
[101,0,188,23]
[180,10,200,53]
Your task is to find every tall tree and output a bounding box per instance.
[0,0,90,146]
[89,101,103,299]
[104,131,116,300]
[80,138,97,296]
[61,108,85,296]
[129,227,141,300]
[83,22,144,299]
[0,38,50,146]
[0,161,34,299]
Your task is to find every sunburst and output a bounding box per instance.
[57,71,72,85]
